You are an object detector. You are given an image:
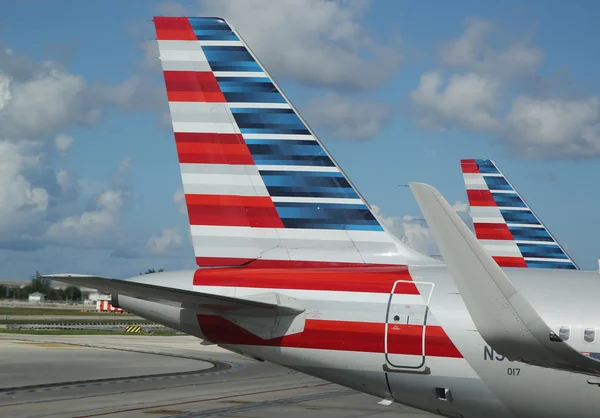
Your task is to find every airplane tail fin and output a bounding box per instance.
[152,17,432,268]
[460,159,578,270]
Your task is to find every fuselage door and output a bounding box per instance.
[385,280,435,371]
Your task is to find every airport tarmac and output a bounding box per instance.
[0,334,436,418]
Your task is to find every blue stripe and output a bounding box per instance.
[500,210,540,225]
[231,108,310,135]
[517,243,569,259]
[491,192,526,208]
[202,46,261,72]
[475,159,500,174]
[526,260,577,269]
[246,140,335,167]
[216,77,286,103]
[193,29,239,41]
[508,226,554,242]
[274,202,383,231]
[484,176,513,191]
[260,171,357,199]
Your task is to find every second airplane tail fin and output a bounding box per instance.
[461,159,578,270]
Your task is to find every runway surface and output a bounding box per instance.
[0,334,436,418]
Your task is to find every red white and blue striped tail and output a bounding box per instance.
[461,159,578,270]
[153,17,431,269]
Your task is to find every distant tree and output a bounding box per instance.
[64,285,82,302]
[140,268,164,275]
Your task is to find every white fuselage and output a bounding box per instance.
[116,266,600,418]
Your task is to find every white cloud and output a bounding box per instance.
[55,134,73,155]
[411,71,501,131]
[506,96,600,157]
[0,141,48,234]
[197,0,403,91]
[0,74,11,110]
[173,188,187,214]
[439,17,543,81]
[373,202,471,257]
[147,228,183,255]
[303,92,393,139]
[44,158,133,249]
[412,17,600,159]
[45,189,124,246]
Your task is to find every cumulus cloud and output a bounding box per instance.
[373,202,471,256]
[173,188,187,214]
[197,0,403,91]
[147,228,183,255]
[44,157,133,249]
[55,134,73,155]
[412,16,599,159]
[0,141,48,235]
[303,92,394,139]
[506,96,600,158]
[411,71,501,131]
[0,43,165,141]
[439,17,543,81]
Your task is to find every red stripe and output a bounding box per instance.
[193,265,417,293]
[493,256,528,268]
[197,316,462,358]
[474,223,514,240]
[461,159,480,174]
[168,91,226,102]
[163,71,225,103]
[186,195,284,228]
[466,189,496,207]
[175,133,255,165]
[154,17,197,41]
[195,258,392,269]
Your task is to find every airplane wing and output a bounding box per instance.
[41,274,303,317]
[408,182,600,377]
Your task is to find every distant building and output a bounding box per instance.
[28,292,47,303]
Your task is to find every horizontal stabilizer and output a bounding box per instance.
[41,274,304,317]
[409,182,600,377]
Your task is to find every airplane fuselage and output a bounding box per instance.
[117,265,600,418]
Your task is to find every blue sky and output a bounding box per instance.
[0,0,598,280]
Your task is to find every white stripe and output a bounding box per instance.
[196,40,243,46]
[487,190,515,194]
[159,50,207,62]
[193,245,366,264]
[197,286,421,304]
[228,103,291,109]
[472,217,505,224]
[513,240,560,245]
[214,71,267,78]
[463,173,487,190]
[181,172,263,187]
[256,165,337,172]
[270,197,364,204]
[524,257,573,263]
[495,207,528,211]
[506,223,544,228]
[481,173,504,177]
[243,134,315,141]
[173,122,239,134]
[190,225,392,243]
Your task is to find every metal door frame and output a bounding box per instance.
[384,279,435,370]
